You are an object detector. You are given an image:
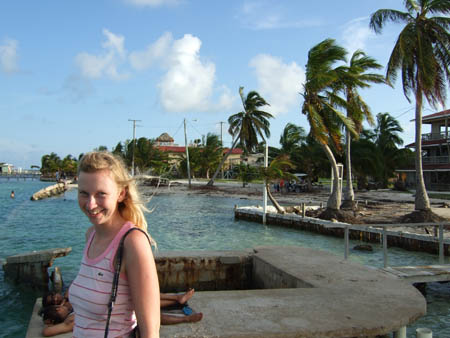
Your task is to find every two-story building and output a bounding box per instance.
[154,133,244,171]
[398,109,450,191]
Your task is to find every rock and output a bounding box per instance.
[353,244,373,252]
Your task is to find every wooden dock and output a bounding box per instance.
[381,264,450,284]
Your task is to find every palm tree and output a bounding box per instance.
[301,39,356,210]
[370,0,450,211]
[337,50,385,207]
[259,155,297,214]
[279,123,307,155]
[207,86,273,186]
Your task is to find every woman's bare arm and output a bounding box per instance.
[124,230,160,337]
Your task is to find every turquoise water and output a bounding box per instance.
[1,180,449,337]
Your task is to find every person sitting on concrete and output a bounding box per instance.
[40,289,202,336]
[160,288,203,324]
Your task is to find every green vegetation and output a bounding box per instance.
[370,0,450,211]
[207,86,273,186]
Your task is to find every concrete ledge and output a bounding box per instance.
[27,246,425,337]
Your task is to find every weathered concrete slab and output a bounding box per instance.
[161,246,426,337]
[3,248,71,288]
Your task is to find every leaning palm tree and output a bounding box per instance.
[207,87,273,186]
[259,154,297,214]
[301,39,356,211]
[335,50,385,207]
[370,0,450,211]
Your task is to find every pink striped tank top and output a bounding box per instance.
[69,222,137,337]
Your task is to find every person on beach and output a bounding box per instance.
[10,190,14,198]
[68,151,160,337]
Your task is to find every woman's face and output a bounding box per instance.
[78,169,126,227]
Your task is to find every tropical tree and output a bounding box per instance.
[352,113,413,188]
[206,86,273,186]
[200,133,223,178]
[370,0,450,211]
[236,163,260,187]
[301,39,356,211]
[259,155,297,213]
[41,152,61,175]
[336,50,385,207]
[279,123,307,155]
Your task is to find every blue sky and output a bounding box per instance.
[0,0,443,168]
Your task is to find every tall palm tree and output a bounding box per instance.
[336,50,385,207]
[370,0,450,211]
[207,86,273,186]
[301,39,356,210]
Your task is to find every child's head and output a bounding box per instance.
[77,151,153,240]
[42,292,63,307]
[42,305,70,324]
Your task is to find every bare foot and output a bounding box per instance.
[178,288,195,304]
[186,312,203,323]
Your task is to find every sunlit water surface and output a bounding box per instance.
[0,180,449,337]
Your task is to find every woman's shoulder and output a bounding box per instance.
[123,228,151,253]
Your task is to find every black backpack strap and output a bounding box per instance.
[104,227,151,338]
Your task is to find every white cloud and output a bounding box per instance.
[159,34,233,112]
[75,29,129,80]
[237,1,322,30]
[341,17,375,54]
[0,38,19,73]
[250,54,304,115]
[124,0,180,7]
[129,32,173,70]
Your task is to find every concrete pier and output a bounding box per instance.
[235,206,450,257]
[30,182,69,201]
[26,246,425,337]
[3,248,71,288]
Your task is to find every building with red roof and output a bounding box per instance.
[154,133,244,170]
[399,109,450,190]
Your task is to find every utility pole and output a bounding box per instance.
[128,119,141,176]
[219,121,225,179]
[184,118,192,188]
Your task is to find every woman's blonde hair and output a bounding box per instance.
[78,151,156,246]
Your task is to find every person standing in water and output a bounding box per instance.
[10,190,14,198]
[69,151,160,337]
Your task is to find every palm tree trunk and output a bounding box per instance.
[266,183,285,214]
[414,90,431,211]
[206,138,239,186]
[321,143,341,210]
[343,129,355,206]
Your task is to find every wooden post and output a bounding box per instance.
[344,225,349,260]
[302,203,305,218]
[383,228,388,268]
[439,224,444,264]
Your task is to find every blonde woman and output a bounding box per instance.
[69,151,160,337]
